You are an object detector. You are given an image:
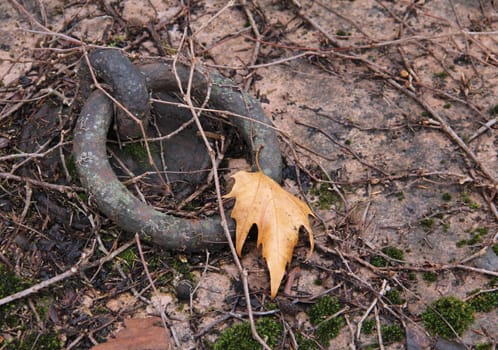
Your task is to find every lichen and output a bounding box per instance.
[421,296,474,339]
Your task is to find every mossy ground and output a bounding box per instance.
[0,265,61,350]
[213,317,283,350]
[308,295,345,345]
[421,296,475,339]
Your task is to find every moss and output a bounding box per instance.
[310,183,341,210]
[433,71,448,79]
[474,227,488,235]
[461,192,472,204]
[461,192,480,209]
[4,331,62,350]
[118,247,137,267]
[0,264,32,326]
[122,142,149,166]
[308,296,345,345]
[456,239,467,248]
[469,202,480,210]
[65,154,78,179]
[467,234,481,245]
[385,289,404,305]
[381,323,405,343]
[370,255,388,267]
[361,319,375,335]
[382,246,404,261]
[422,271,438,283]
[443,102,452,109]
[442,223,450,232]
[213,318,282,350]
[493,243,498,256]
[395,191,405,201]
[295,332,319,350]
[441,192,452,201]
[408,271,417,281]
[468,291,498,313]
[421,296,474,339]
[265,302,278,311]
[371,247,404,267]
[475,343,492,350]
[488,104,498,115]
[336,29,350,36]
[420,218,435,230]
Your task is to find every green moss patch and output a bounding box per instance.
[361,319,375,335]
[385,289,404,305]
[422,271,438,283]
[4,331,61,350]
[370,246,404,267]
[310,183,341,210]
[421,296,474,339]
[468,290,498,313]
[381,323,404,343]
[308,295,345,345]
[214,318,282,350]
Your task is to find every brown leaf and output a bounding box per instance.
[224,170,314,298]
[90,317,170,350]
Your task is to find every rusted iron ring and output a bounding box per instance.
[73,50,282,251]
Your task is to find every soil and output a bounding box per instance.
[0,0,497,349]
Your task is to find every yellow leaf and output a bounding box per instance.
[223,170,314,299]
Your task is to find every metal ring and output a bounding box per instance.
[73,51,282,251]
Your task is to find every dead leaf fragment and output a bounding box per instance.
[224,170,314,298]
[90,317,170,350]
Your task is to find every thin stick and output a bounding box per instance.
[135,234,180,348]
[174,31,271,350]
[0,172,83,192]
[0,240,134,307]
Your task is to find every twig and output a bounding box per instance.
[189,250,210,313]
[135,234,180,348]
[374,305,385,350]
[387,78,497,185]
[0,240,134,307]
[468,117,497,143]
[173,30,271,350]
[0,172,83,192]
[356,279,388,339]
[240,0,263,91]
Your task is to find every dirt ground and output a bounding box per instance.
[0,0,497,349]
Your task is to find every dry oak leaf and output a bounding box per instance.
[224,170,314,299]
